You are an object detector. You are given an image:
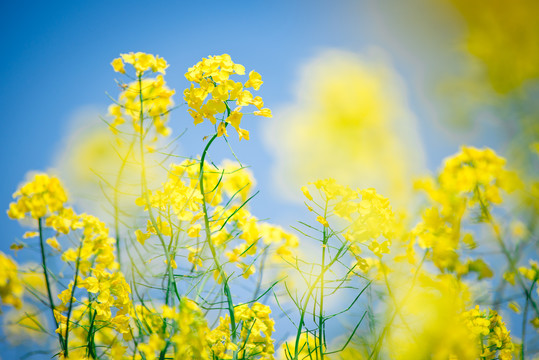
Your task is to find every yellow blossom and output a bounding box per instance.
[46,237,62,252]
[508,301,521,314]
[7,173,68,220]
[164,257,178,269]
[109,54,174,137]
[217,122,228,137]
[265,50,424,207]
[254,108,272,118]
[244,70,263,90]
[301,186,313,201]
[0,252,24,309]
[236,262,255,279]
[135,229,150,245]
[316,215,329,227]
[111,57,125,74]
[187,224,202,238]
[185,55,269,140]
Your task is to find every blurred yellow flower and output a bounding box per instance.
[53,109,168,222]
[386,274,478,360]
[449,0,539,93]
[2,304,48,345]
[0,252,24,309]
[265,49,424,208]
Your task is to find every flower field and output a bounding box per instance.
[1,1,538,359]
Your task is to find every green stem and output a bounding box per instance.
[38,217,65,350]
[475,186,539,318]
[318,201,328,360]
[252,250,268,302]
[294,242,349,360]
[86,305,97,359]
[137,74,179,306]
[113,136,136,270]
[198,131,238,345]
[63,242,83,358]
[521,275,537,360]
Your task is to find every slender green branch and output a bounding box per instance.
[521,274,538,360]
[86,305,97,359]
[136,73,179,307]
[112,133,136,269]
[38,217,65,350]
[318,200,328,360]
[198,131,238,346]
[293,240,349,360]
[63,242,83,357]
[475,186,539,318]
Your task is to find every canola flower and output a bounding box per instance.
[0,252,24,309]
[413,146,521,273]
[277,179,393,360]
[134,157,298,282]
[7,173,133,358]
[463,306,514,360]
[109,52,175,137]
[208,302,275,359]
[302,179,395,261]
[185,54,272,141]
[7,173,68,220]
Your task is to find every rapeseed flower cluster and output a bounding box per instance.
[0,252,24,309]
[7,173,68,220]
[463,306,514,360]
[133,300,211,360]
[437,147,520,207]
[184,54,272,141]
[413,147,520,272]
[112,52,168,76]
[168,299,210,359]
[135,158,298,282]
[278,333,318,360]
[302,178,394,263]
[7,173,133,358]
[109,52,175,137]
[208,302,275,359]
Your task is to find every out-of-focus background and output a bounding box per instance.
[1,0,538,357]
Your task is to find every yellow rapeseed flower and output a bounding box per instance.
[185,54,270,140]
[7,173,68,220]
[0,252,24,309]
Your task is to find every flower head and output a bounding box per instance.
[185,54,270,140]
